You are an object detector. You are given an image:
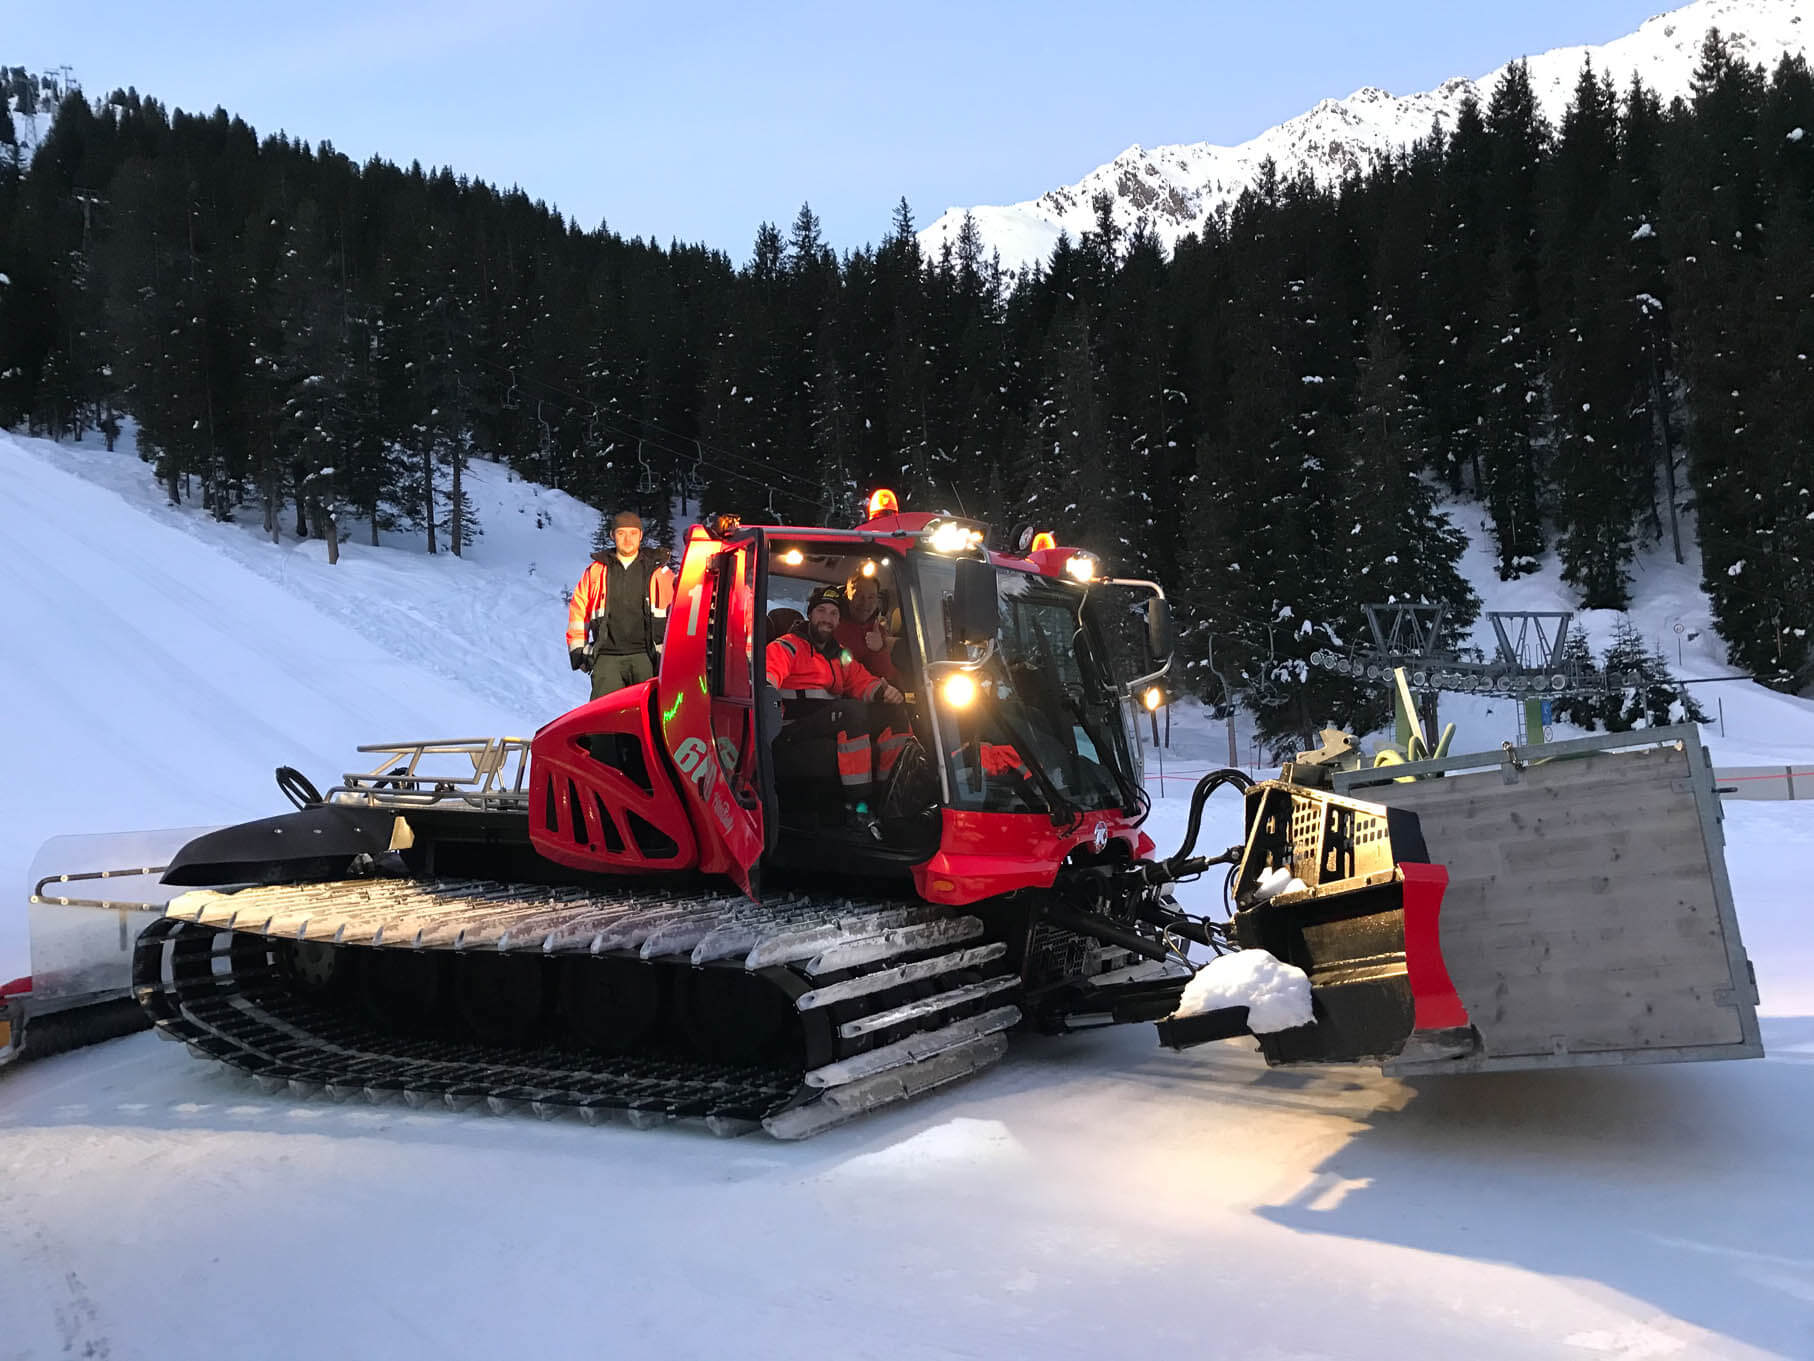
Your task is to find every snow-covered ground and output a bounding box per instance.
[1,427,1810,1359]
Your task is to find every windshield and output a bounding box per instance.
[911,554,1144,817]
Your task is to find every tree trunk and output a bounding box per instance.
[423,445,437,555]
[451,450,463,557]
[1650,352,1684,566]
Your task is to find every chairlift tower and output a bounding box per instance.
[1310,606,1649,743]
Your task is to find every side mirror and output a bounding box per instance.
[951,558,1000,647]
[1146,597,1175,664]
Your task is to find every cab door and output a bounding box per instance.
[658,527,771,893]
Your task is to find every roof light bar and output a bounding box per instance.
[923,517,987,555]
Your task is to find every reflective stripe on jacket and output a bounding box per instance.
[764,633,887,702]
[566,553,677,653]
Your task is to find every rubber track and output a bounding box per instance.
[132,879,1023,1136]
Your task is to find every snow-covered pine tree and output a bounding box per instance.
[332,305,386,546]
[1618,73,1685,562]
[1548,60,1649,608]
[1669,30,1778,678]
[575,253,643,531]
[1185,180,1352,754]
[1478,60,1554,579]
[946,211,1012,521]
[876,199,939,504]
[1097,218,1175,578]
[1596,616,1708,729]
[1334,309,1480,736]
[1547,623,1603,728]
[100,153,224,509]
[1734,55,1814,688]
[1423,92,1492,497]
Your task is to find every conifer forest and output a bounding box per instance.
[2,32,1810,747]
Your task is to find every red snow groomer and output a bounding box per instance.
[15,492,1762,1134]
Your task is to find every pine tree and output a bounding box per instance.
[946,211,1011,519]
[1594,617,1709,729]
[1670,29,1778,679]
[1424,93,1493,495]
[1547,60,1648,606]
[100,157,219,505]
[1620,74,1685,563]
[1097,220,1174,576]
[1547,624,1603,728]
[876,198,940,500]
[1337,309,1479,653]
[1476,61,1553,579]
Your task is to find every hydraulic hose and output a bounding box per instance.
[276,765,325,810]
[1164,768,1254,877]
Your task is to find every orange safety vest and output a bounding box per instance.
[566,553,677,654]
[767,633,907,791]
[765,633,888,701]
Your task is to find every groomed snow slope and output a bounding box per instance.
[0,431,584,982]
[1,427,1810,1360]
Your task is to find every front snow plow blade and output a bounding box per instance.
[4,828,219,1068]
[1311,725,1763,1074]
[1205,782,1463,1065]
[131,879,1022,1137]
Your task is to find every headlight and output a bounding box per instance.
[1063,552,1098,583]
[1142,685,1165,712]
[941,673,979,708]
[780,548,804,565]
[926,520,976,554]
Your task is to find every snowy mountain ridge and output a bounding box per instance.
[920,0,1811,277]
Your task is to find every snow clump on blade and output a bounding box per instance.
[1172,951,1314,1033]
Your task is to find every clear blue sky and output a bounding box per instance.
[11,0,1676,257]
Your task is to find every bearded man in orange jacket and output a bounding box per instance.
[766,585,908,837]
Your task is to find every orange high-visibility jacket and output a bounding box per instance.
[765,633,889,701]
[566,553,677,653]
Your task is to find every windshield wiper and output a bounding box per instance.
[1066,628,1144,806]
[1060,686,1145,816]
[982,659,1082,828]
[1000,709,1082,827]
